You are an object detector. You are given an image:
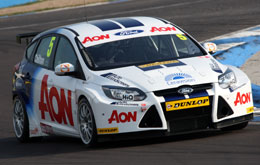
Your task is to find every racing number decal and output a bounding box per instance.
[38,75,74,126]
[47,37,56,57]
[176,34,187,40]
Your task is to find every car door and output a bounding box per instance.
[31,35,61,135]
[49,36,85,136]
[31,34,84,136]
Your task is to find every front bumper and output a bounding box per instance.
[92,81,254,135]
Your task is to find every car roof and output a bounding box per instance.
[35,16,184,47]
[66,16,170,33]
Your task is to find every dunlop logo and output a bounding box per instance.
[138,60,179,68]
[165,96,210,111]
[246,106,254,114]
[97,127,119,134]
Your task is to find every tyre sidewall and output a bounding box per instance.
[78,98,97,146]
[13,96,30,142]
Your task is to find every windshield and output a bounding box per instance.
[83,34,206,70]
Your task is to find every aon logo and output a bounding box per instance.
[234,92,251,106]
[108,110,137,124]
[38,75,74,126]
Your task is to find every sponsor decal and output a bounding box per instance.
[108,110,137,124]
[209,59,222,73]
[30,127,39,135]
[38,75,74,126]
[141,103,147,112]
[247,106,254,113]
[97,127,119,134]
[165,96,210,111]
[122,94,134,101]
[234,92,251,106]
[60,63,71,73]
[204,42,217,52]
[111,102,138,106]
[40,123,54,134]
[82,34,110,44]
[138,60,179,68]
[34,54,45,65]
[101,73,129,87]
[114,30,144,36]
[165,73,195,85]
[150,27,177,32]
[137,60,186,71]
[25,81,31,85]
[198,55,210,58]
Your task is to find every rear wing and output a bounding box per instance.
[16,32,40,45]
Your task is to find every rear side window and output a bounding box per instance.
[34,36,57,68]
[26,42,37,60]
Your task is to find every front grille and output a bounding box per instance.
[153,83,212,97]
[161,96,213,133]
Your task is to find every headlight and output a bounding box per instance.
[102,86,147,101]
[218,68,236,89]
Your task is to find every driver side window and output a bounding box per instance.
[54,37,78,69]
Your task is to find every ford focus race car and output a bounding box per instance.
[12,17,254,146]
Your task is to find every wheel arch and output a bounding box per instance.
[78,94,87,103]
[77,94,97,124]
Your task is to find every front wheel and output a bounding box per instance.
[221,122,248,131]
[78,98,97,146]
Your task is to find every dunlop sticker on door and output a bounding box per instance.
[165,96,210,111]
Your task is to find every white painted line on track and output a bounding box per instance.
[88,0,210,19]
[0,17,83,31]
[0,0,210,31]
[203,24,260,42]
[249,122,260,125]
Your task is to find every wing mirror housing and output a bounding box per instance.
[55,63,75,76]
[202,42,217,55]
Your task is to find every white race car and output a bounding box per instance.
[13,16,254,146]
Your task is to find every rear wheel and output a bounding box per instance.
[78,98,97,146]
[221,122,248,131]
[13,96,29,142]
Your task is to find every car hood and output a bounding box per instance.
[92,56,226,92]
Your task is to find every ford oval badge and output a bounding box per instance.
[115,30,144,36]
[177,87,194,95]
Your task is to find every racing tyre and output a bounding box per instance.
[78,98,97,146]
[221,122,248,131]
[13,96,30,142]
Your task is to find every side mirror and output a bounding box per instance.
[55,63,75,76]
[202,42,217,54]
